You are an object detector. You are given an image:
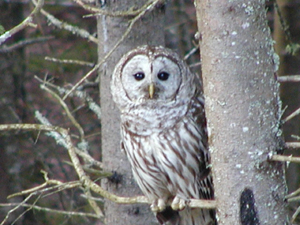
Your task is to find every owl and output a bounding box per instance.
[111,46,216,225]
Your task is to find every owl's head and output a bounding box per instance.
[111,46,197,111]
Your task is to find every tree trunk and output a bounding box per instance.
[97,1,165,224]
[195,0,288,224]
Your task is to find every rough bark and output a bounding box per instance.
[97,1,165,224]
[195,0,288,224]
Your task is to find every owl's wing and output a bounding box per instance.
[190,77,214,201]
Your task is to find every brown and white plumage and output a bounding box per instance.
[111,46,216,225]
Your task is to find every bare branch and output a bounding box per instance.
[277,75,300,82]
[183,46,199,61]
[34,110,102,167]
[269,154,300,163]
[285,142,300,149]
[63,63,99,100]
[34,76,101,120]
[286,187,300,201]
[0,0,44,45]
[45,56,95,67]
[291,206,300,223]
[282,106,300,123]
[0,203,100,219]
[40,84,85,141]
[8,171,80,199]
[32,0,98,44]
[84,189,104,217]
[74,0,162,17]
[0,36,54,53]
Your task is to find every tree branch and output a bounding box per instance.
[32,0,98,44]
[0,36,54,53]
[0,0,44,45]
[74,0,163,17]
[269,154,300,163]
[277,75,300,82]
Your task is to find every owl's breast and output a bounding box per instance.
[121,102,189,136]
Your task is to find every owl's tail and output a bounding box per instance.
[156,207,216,225]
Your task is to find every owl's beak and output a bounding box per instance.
[149,83,155,99]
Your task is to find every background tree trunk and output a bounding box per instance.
[195,0,288,224]
[97,1,165,224]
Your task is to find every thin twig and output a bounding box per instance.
[282,106,300,123]
[0,0,44,45]
[45,57,95,67]
[12,195,42,225]
[287,196,300,203]
[40,84,85,141]
[274,2,292,45]
[0,203,100,219]
[0,36,54,53]
[269,154,300,163]
[286,142,300,149]
[189,62,201,68]
[74,0,161,17]
[184,46,199,61]
[277,75,300,82]
[8,173,80,199]
[32,0,98,44]
[34,75,101,120]
[63,63,99,100]
[0,192,36,225]
[286,187,300,200]
[291,206,300,223]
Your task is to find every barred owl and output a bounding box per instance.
[111,46,216,225]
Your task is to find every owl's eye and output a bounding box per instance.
[133,72,145,81]
[157,72,169,81]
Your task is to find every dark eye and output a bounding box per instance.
[157,72,169,81]
[133,72,145,81]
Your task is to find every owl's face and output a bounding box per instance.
[121,54,182,103]
[111,46,196,111]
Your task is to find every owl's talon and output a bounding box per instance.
[171,196,186,211]
[150,199,166,212]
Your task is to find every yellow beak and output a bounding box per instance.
[149,83,155,99]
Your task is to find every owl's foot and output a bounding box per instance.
[150,198,166,212]
[171,196,186,211]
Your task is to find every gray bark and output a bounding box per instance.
[97,1,165,224]
[195,0,288,224]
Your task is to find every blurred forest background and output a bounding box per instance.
[0,0,300,224]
